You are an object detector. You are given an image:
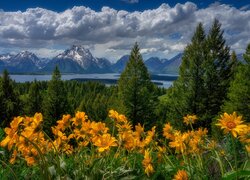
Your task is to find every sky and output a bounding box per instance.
[0,0,250,61]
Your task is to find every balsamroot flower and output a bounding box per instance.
[169,131,187,154]
[142,149,154,176]
[163,122,175,140]
[173,170,188,180]
[183,114,198,125]
[93,134,117,152]
[216,112,247,138]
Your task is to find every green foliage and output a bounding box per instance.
[118,42,157,128]
[0,70,21,128]
[42,66,70,133]
[223,43,250,122]
[77,82,117,121]
[164,20,237,130]
[164,23,207,129]
[202,19,235,128]
[25,80,43,116]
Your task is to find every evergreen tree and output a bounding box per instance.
[223,43,250,122]
[164,23,206,128]
[26,80,42,115]
[118,43,156,128]
[229,51,240,80]
[202,19,234,127]
[0,70,20,127]
[43,66,69,132]
[164,20,236,130]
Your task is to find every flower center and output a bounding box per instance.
[226,121,236,129]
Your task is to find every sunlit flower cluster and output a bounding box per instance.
[1,110,249,178]
[52,111,117,154]
[0,113,49,166]
[163,122,208,154]
[142,149,154,176]
[109,109,156,152]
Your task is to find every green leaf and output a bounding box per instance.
[222,170,250,180]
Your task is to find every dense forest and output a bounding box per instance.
[0,20,249,179]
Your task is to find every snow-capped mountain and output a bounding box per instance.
[0,53,14,61]
[0,45,184,74]
[44,45,105,73]
[3,51,41,73]
[7,51,40,65]
[55,45,99,69]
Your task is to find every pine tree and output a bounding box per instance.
[164,23,206,128]
[43,66,69,132]
[202,19,234,127]
[0,70,20,127]
[26,80,42,116]
[164,20,236,130]
[118,43,156,128]
[223,43,250,122]
[229,51,240,80]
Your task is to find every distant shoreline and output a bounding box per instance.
[70,78,164,86]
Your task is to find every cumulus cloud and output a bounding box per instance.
[0,2,249,60]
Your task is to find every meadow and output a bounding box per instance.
[0,110,249,179]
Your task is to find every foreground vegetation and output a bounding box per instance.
[0,110,249,179]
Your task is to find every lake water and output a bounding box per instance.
[9,73,174,88]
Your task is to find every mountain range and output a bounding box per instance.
[0,45,183,74]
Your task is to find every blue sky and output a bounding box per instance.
[0,0,248,12]
[0,0,249,61]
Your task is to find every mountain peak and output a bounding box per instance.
[0,53,13,61]
[15,51,38,60]
[71,45,91,54]
[55,45,99,70]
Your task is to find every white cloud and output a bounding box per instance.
[0,2,249,60]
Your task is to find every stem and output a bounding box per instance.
[190,123,194,131]
[230,134,238,177]
[162,153,175,168]
[0,159,18,180]
[214,150,224,176]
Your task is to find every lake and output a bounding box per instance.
[9,73,176,88]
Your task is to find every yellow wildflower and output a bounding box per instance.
[93,134,117,152]
[1,117,23,150]
[25,156,36,166]
[238,125,250,144]
[183,114,198,125]
[90,122,109,136]
[142,149,154,177]
[144,126,156,146]
[56,114,71,131]
[169,131,187,154]
[216,112,247,138]
[173,170,188,180]
[163,122,175,140]
[72,111,87,126]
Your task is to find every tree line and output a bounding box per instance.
[0,19,250,138]
[161,19,250,133]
